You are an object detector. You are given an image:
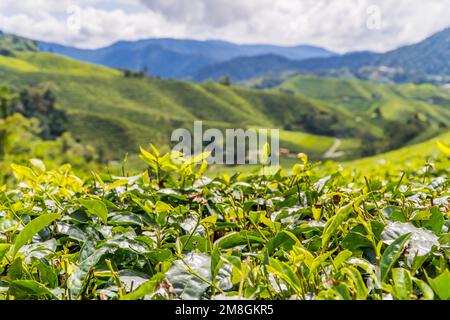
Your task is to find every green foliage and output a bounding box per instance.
[0,51,393,162]
[274,75,450,156]
[79,200,108,224]
[12,213,62,257]
[0,84,97,183]
[1,50,449,163]
[218,75,231,86]
[0,144,447,300]
[0,113,98,183]
[0,38,448,301]
[121,67,148,79]
[0,84,17,119]
[426,270,450,300]
[13,86,67,139]
[379,233,411,282]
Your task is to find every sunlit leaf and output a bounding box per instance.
[392,268,412,300]
[379,233,411,282]
[12,213,61,257]
[120,273,166,300]
[436,141,450,156]
[9,280,57,299]
[426,269,450,300]
[80,199,108,224]
[260,142,270,165]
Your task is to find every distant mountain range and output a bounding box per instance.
[3,26,450,84]
[195,27,450,83]
[295,27,450,83]
[38,38,335,79]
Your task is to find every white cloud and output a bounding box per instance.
[0,0,449,52]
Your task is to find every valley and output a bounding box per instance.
[1,36,449,171]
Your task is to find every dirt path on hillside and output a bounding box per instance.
[324,138,345,158]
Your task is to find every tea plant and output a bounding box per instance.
[0,144,448,300]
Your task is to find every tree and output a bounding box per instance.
[121,68,146,79]
[219,75,231,86]
[0,85,17,158]
[16,87,67,139]
[0,84,16,119]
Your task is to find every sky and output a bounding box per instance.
[0,0,450,53]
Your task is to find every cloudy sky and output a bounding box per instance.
[0,0,449,53]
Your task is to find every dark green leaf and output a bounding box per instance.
[9,280,57,299]
[13,214,61,257]
[380,233,411,282]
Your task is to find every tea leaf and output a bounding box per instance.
[426,269,450,300]
[12,213,61,257]
[120,273,166,300]
[436,141,450,156]
[260,142,270,165]
[379,233,411,282]
[79,199,108,223]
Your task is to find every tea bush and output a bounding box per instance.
[0,145,448,300]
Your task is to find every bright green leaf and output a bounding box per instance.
[12,213,61,257]
[80,199,108,224]
[426,269,450,300]
[379,233,411,282]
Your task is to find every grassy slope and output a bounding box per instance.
[0,51,364,161]
[251,127,360,154]
[340,130,450,175]
[2,51,448,169]
[208,130,450,177]
[275,75,450,142]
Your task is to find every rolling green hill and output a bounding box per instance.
[341,130,450,175]
[0,32,38,55]
[210,129,450,176]
[275,75,450,146]
[0,50,366,162]
[0,43,448,166]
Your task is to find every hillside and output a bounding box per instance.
[38,38,334,79]
[8,27,448,85]
[343,130,450,174]
[1,34,448,165]
[0,50,364,162]
[274,75,450,147]
[1,127,448,301]
[0,32,38,55]
[19,27,450,84]
[210,128,450,177]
